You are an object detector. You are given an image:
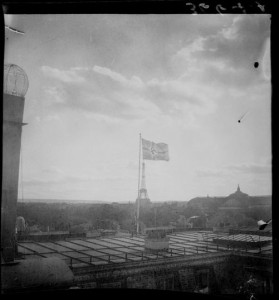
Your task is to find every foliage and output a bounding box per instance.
[207,210,255,228]
[16,196,270,233]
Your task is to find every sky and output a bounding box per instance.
[4,14,272,202]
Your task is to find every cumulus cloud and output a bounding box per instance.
[205,15,270,68]
[93,65,144,88]
[174,36,206,67]
[43,86,66,104]
[220,15,242,40]
[41,65,217,123]
[41,66,85,83]
[172,15,270,89]
[39,15,270,125]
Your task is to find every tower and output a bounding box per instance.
[237,184,241,192]
[233,184,248,197]
[2,64,29,262]
[1,64,74,291]
[136,161,151,207]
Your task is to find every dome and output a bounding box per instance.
[4,64,29,97]
[227,184,248,199]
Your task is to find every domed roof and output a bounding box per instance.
[4,64,29,97]
[227,184,248,199]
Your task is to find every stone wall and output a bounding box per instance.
[72,252,272,294]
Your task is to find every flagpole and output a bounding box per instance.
[137,133,142,234]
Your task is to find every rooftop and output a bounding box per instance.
[17,230,272,270]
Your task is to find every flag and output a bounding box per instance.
[142,138,169,161]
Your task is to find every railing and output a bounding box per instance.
[172,227,213,233]
[17,233,272,270]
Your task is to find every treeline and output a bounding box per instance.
[16,200,271,233]
[16,202,189,233]
[17,202,134,232]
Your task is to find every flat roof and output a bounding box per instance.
[145,226,174,231]
[17,230,272,270]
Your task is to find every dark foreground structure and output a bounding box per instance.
[12,230,273,294]
[1,64,74,292]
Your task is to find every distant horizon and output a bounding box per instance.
[18,190,272,204]
[17,198,186,204]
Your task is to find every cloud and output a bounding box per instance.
[93,65,144,88]
[172,15,270,89]
[220,15,242,40]
[146,78,217,117]
[174,37,206,67]
[41,66,85,83]
[197,162,271,179]
[205,15,270,69]
[225,163,271,174]
[41,65,217,123]
[43,86,66,104]
[39,15,270,125]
